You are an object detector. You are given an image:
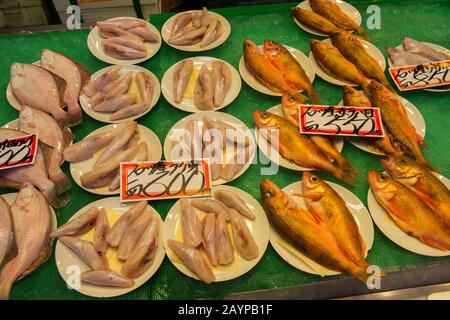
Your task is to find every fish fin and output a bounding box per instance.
[292,192,323,202]
[417,134,426,147]
[336,168,357,186]
[340,159,359,182]
[419,236,450,251]
[48,191,71,209]
[307,89,320,104]
[387,206,411,223]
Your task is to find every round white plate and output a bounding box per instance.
[387,42,450,93]
[55,197,165,298]
[293,0,362,37]
[161,57,241,113]
[367,174,450,257]
[163,185,269,282]
[269,181,373,276]
[80,65,160,123]
[161,10,231,52]
[163,111,256,185]
[70,124,162,195]
[309,38,386,87]
[87,17,161,65]
[337,91,426,155]
[255,105,344,171]
[239,44,315,96]
[6,61,40,111]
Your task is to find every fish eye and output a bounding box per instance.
[264,190,274,198]
[380,173,388,181]
[261,112,270,118]
[310,175,319,183]
[289,95,296,102]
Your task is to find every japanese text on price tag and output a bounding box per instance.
[0,134,38,170]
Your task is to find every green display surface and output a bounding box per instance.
[0,0,449,300]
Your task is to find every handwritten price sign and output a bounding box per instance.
[120,159,212,202]
[299,105,384,137]
[389,60,450,91]
[0,134,38,170]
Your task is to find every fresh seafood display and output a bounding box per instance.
[291,7,344,36]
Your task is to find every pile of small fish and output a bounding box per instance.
[64,120,148,191]
[173,59,231,109]
[261,173,377,282]
[52,201,160,288]
[253,109,358,184]
[169,7,222,47]
[0,183,53,299]
[386,37,449,67]
[170,115,253,181]
[369,156,450,250]
[168,189,258,283]
[10,49,90,127]
[97,18,159,60]
[291,0,369,40]
[244,39,319,103]
[83,66,154,121]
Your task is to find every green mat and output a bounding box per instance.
[0,0,449,300]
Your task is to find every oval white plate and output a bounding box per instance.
[163,111,256,185]
[367,174,450,257]
[239,44,315,96]
[293,0,362,37]
[161,57,241,113]
[255,105,343,171]
[387,42,450,92]
[163,185,269,282]
[55,197,165,298]
[87,17,161,65]
[269,181,373,276]
[70,124,162,195]
[337,91,426,155]
[161,10,231,52]
[6,61,40,111]
[80,65,160,123]
[309,38,386,87]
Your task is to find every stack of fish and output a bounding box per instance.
[168,189,258,283]
[0,184,53,299]
[261,173,377,282]
[169,7,222,47]
[369,156,450,250]
[51,201,160,288]
[291,0,369,40]
[64,120,148,191]
[83,66,153,121]
[97,19,159,60]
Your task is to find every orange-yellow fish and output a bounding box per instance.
[291,7,344,36]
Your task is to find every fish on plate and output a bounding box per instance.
[291,7,344,36]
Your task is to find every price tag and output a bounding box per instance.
[299,105,384,137]
[0,134,38,170]
[120,159,212,202]
[389,60,450,91]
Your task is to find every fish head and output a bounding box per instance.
[309,39,321,49]
[368,81,385,96]
[281,93,304,110]
[381,155,422,181]
[367,170,396,194]
[301,172,326,200]
[343,85,358,97]
[260,179,287,209]
[252,110,279,129]
[291,7,300,14]
[263,40,281,57]
[243,40,258,54]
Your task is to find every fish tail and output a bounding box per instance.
[49,170,71,195]
[48,191,71,209]
[360,81,371,95]
[335,165,358,185]
[307,88,320,104]
[0,264,14,300]
[67,103,82,127]
[356,27,370,41]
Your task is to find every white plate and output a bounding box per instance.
[269,181,373,276]
[55,197,165,298]
[309,38,386,86]
[161,57,241,113]
[161,10,231,52]
[163,185,269,282]
[6,61,40,111]
[87,17,161,65]
[255,105,344,171]
[367,174,450,257]
[70,124,162,195]
[337,91,426,155]
[387,42,450,93]
[163,111,256,185]
[293,0,362,37]
[239,44,315,96]
[80,65,160,123]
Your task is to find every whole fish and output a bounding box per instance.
[367,81,431,169]
[103,36,146,52]
[167,239,215,284]
[300,172,368,267]
[243,40,297,94]
[0,196,13,267]
[103,41,147,60]
[368,171,450,250]
[92,93,136,113]
[127,26,159,43]
[114,19,146,30]
[59,236,110,270]
[97,22,142,40]
[190,198,230,220]
[201,213,217,266]
[109,103,149,121]
[135,72,153,104]
[0,183,51,299]
[220,145,253,181]
[385,46,430,67]
[173,59,194,103]
[200,19,221,47]
[171,12,193,36]
[211,61,231,107]
[50,207,98,238]
[104,72,133,100]
[310,39,369,91]
[214,189,255,220]
[403,37,448,61]
[382,155,450,229]
[253,111,355,184]
[214,213,234,265]
[229,209,259,260]
[81,271,134,288]
[180,199,203,247]
[200,7,211,27]
[168,26,207,45]
[194,65,215,110]
[83,66,121,97]
[331,32,394,91]
[264,40,320,103]
[93,208,110,255]
[291,7,344,36]
[260,179,372,282]
[281,93,358,180]
[309,0,369,40]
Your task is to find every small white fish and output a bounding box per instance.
[171,12,193,36]
[81,271,134,288]
[109,103,149,121]
[229,209,258,260]
[214,189,255,220]
[211,61,231,107]
[92,93,136,113]
[168,27,207,45]
[127,26,159,43]
[93,208,110,255]
[173,59,194,103]
[50,207,98,238]
[194,65,215,110]
[180,199,203,247]
[202,213,217,266]
[215,213,234,265]
[59,236,110,271]
[84,66,121,97]
[403,37,448,61]
[190,198,230,220]
[104,72,133,100]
